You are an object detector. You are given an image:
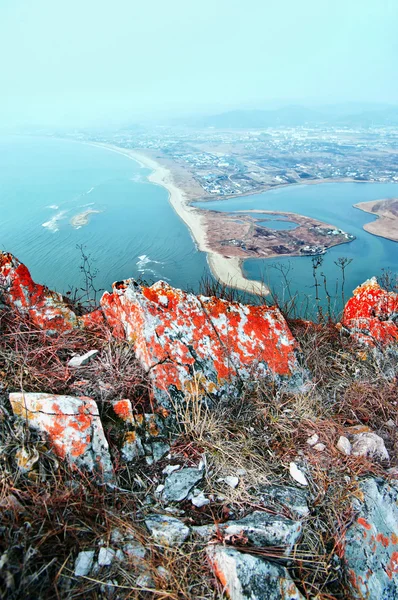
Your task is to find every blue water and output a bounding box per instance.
[196,183,398,315]
[0,136,211,295]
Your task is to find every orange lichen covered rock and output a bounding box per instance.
[344,478,398,598]
[340,277,398,347]
[0,252,84,333]
[9,393,113,480]
[101,279,307,408]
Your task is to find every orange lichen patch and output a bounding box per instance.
[112,399,134,423]
[386,552,398,579]
[341,277,398,347]
[392,533,398,545]
[124,431,137,443]
[376,533,391,548]
[80,309,104,328]
[357,517,372,531]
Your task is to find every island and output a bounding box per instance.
[70,209,101,229]
[354,198,398,242]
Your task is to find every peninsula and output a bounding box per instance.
[354,198,398,242]
[88,142,355,295]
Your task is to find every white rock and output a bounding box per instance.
[155,484,165,497]
[337,436,352,456]
[68,350,99,368]
[162,464,181,475]
[224,476,239,489]
[236,468,247,476]
[351,432,389,461]
[306,433,319,446]
[386,419,396,429]
[191,492,210,508]
[97,547,116,567]
[313,443,326,451]
[289,462,308,486]
[74,550,95,577]
[136,572,154,589]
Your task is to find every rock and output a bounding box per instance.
[224,476,240,489]
[257,485,309,519]
[9,393,113,480]
[289,462,308,486]
[148,441,170,463]
[313,443,326,451]
[97,547,116,567]
[344,477,398,599]
[306,433,319,446]
[68,350,99,368]
[192,511,302,549]
[0,252,96,333]
[100,279,307,408]
[162,467,203,502]
[207,545,304,600]
[336,435,352,456]
[120,432,145,462]
[162,464,181,475]
[123,541,147,562]
[145,514,190,547]
[15,446,39,473]
[339,277,398,348]
[191,491,210,508]
[136,572,154,589]
[74,550,95,577]
[222,510,302,549]
[351,432,389,461]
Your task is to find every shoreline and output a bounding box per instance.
[87,142,271,296]
[354,199,398,243]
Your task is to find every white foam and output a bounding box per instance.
[42,210,67,232]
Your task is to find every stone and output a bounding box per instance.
[257,485,309,520]
[289,462,308,486]
[306,433,319,446]
[149,441,170,462]
[224,476,239,489]
[0,252,91,333]
[162,464,181,475]
[100,279,307,408]
[207,545,304,600]
[145,514,190,547]
[192,511,302,549]
[222,510,302,549]
[162,467,203,502]
[68,350,99,368]
[191,491,210,508]
[336,435,352,456]
[74,550,95,577]
[351,432,389,462]
[339,277,398,348]
[313,442,326,451]
[136,572,155,589]
[344,477,398,599]
[120,432,145,462]
[9,393,113,480]
[97,547,116,567]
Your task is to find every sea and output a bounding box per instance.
[196,182,398,315]
[1,135,397,315]
[0,135,211,297]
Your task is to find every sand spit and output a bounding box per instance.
[70,209,101,229]
[354,198,398,242]
[87,142,270,296]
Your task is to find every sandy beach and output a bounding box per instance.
[87,142,270,296]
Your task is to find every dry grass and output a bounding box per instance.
[0,294,397,599]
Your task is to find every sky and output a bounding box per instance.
[0,0,397,128]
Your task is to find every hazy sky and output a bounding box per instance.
[1,0,397,127]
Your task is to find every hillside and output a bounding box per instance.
[0,251,397,600]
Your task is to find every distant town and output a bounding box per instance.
[61,124,398,200]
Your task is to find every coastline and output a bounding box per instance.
[354,199,398,243]
[87,142,270,296]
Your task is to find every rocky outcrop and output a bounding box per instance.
[9,393,113,480]
[101,278,307,408]
[344,477,398,598]
[340,277,398,348]
[0,252,103,333]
